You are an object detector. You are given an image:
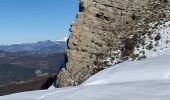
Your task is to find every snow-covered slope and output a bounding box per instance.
[134,20,170,59]
[1,55,170,100]
[83,55,170,85]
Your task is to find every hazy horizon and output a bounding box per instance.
[0,0,78,45]
[0,37,68,46]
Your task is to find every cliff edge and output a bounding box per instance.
[58,0,170,87]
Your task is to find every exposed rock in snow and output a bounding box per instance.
[134,20,170,59]
[103,20,170,66]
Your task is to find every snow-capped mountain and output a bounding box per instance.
[0,40,67,54]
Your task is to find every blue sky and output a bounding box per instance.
[0,0,79,44]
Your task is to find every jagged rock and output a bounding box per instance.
[58,0,170,87]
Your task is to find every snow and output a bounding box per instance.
[47,85,56,90]
[134,20,170,58]
[1,55,170,100]
[104,20,170,66]
[83,55,170,85]
[57,37,68,42]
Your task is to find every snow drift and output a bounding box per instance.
[83,55,170,85]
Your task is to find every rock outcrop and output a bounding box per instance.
[58,0,170,87]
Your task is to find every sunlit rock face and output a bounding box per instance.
[58,0,170,87]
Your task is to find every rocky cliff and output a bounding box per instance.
[58,0,170,87]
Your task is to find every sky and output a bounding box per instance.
[0,0,79,45]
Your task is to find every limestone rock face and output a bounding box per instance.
[58,0,170,87]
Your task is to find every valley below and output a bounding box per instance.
[0,40,66,85]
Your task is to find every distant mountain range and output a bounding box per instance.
[0,40,67,85]
[0,40,67,54]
